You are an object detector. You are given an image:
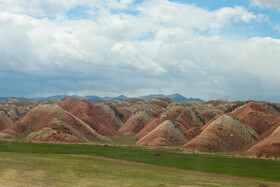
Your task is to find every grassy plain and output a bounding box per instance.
[0,140,279,183]
[0,151,276,187]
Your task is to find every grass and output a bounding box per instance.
[0,140,279,182]
[0,151,276,187]
[93,134,138,146]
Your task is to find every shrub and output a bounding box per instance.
[154,152,160,156]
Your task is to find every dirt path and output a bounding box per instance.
[73,154,280,186]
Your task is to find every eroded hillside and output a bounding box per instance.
[1,97,280,158]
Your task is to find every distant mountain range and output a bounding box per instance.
[139,93,203,102]
[0,93,204,102]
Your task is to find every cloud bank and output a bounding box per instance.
[0,0,280,101]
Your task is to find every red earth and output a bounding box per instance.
[184,115,261,151]
[60,97,120,137]
[1,97,280,156]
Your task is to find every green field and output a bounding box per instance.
[0,151,277,187]
[0,140,279,184]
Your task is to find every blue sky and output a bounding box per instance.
[0,0,280,101]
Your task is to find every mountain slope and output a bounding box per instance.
[231,102,280,138]
[248,126,280,155]
[1,104,109,142]
[0,111,13,131]
[139,93,203,102]
[59,97,120,136]
[136,120,188,146]
[0,93,203,102]
[183,115,261,151]
[119,110,153,135]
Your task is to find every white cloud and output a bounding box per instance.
[104,0,133,10]
[0,0,135,18]
[215,6,257,23]
[137,1,261,32]
[250,0,280,10]
[273,24,280,32]
[0,0,81,17]
[0,0,279,101]
[111,42,167,74]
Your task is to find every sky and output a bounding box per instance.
[0,0,280,101]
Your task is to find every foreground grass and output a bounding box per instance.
[0,141,279,182]
[0,151,275,187]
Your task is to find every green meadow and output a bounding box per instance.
[0,140,279,184]
[1,151,274,187]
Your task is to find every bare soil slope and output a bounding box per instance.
[137,120,188,146]
[231,102,280,138]
[60,98,120,136]
[0,98,37,122]
[97,103,124,128]
[0,111,13,131]
[134,116,169,140]
[119,110,153,135]
[184,115,261,151]
[248,126,280,155]
[1,104,109,142]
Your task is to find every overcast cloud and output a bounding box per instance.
[0,0,280,101]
